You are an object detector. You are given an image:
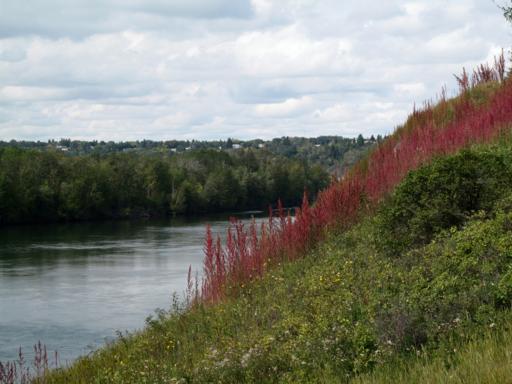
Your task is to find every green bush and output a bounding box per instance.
[375,148,512,255]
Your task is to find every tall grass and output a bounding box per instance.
[197,53,512,303]
[351,320,512,384]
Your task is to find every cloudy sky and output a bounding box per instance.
[0,0,510,141]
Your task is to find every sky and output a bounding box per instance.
[0,0,510,141]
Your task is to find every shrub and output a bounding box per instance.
[375,148,512,255]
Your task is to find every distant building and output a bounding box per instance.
[170,148,177,152]
[232,144,241,149]
[258,143,265,148]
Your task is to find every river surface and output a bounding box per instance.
[0,213,262,364]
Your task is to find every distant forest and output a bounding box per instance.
[0,135,380,176]
[0,136,377,225]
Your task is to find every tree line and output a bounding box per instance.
[0,135,377,176]
[0,147,329,224]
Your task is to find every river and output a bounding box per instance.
[0,213,262,364]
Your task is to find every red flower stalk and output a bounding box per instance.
[195,53,512,304]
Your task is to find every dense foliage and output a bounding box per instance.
[30,142,512,383]
[376,148,512,254]
[0,148,329,224]
[0,135,376,176]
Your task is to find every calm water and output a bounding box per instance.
[0,213,261,363]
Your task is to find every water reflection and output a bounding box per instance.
[0,213,262,363]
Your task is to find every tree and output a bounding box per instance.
[171,180,203,214]
[499,1,512,22]
[356,134,365,147]
[203,168,240,211]
[497,1,512,76]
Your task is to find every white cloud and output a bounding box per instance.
[0,0,510,141]
[0,86,65,102]
[394,82,427,98]
[254,96,313,117]
[313,103,351,122]
[235,25,356,77]
[251,0,273,17]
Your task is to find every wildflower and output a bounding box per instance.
[241,350,252,368]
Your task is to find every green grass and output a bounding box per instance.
[38,142,512,383]
[352,318,512,384]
